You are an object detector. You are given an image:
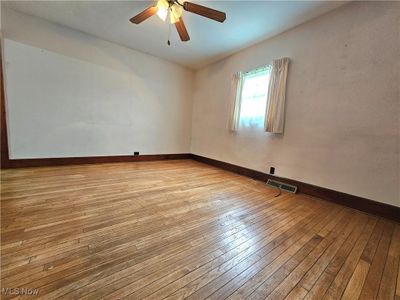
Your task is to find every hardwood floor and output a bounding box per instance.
[1,160,399,299]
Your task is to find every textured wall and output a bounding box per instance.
[191,2,400,207]
[3,9,194,158]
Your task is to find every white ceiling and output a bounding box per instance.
[2,1,347,69]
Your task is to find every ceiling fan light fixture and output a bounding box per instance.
[156,0,169,21]
[170,4,183,24]
[129,0,226,43]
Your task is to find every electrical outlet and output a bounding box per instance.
[134,152,139,156]
[269,167,275,175]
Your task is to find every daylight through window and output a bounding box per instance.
[239,66,271,129]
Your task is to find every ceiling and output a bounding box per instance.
[2,1,347,69]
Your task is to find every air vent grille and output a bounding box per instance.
[266,179,297,194]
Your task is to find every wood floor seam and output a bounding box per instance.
[1,160,398,300]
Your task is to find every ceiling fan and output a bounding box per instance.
[129,0,226,44]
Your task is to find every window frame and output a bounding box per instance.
[238,64,272,130]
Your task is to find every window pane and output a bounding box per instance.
[239,68,271,129]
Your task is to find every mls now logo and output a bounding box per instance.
[1,287,39,296]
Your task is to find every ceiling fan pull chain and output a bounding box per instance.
[167,20,171,46]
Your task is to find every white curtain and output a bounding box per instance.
[264,58,290,133]
[228,72,243,132]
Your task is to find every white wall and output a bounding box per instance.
[191,2,400,207]
[2,4,399,207]
[2,8,194,158]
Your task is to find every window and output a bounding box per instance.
[239,66,271,129]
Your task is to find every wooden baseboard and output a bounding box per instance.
[2,151,398,222]
[1,153,191,169]
[190,154,400,223]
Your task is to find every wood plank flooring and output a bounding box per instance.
[1,159,399,299]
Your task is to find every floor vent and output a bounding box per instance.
[267,179,297,194]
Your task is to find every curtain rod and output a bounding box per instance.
[242,64,271,75]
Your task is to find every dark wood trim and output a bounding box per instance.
[190,154,400,223]
[0,39,11,169]
[2,154,191,168]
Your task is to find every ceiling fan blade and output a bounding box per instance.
[130,6,158,24]
[175,17,190,42]
[183,2,226,23]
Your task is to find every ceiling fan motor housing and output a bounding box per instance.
[129,0,226,43]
